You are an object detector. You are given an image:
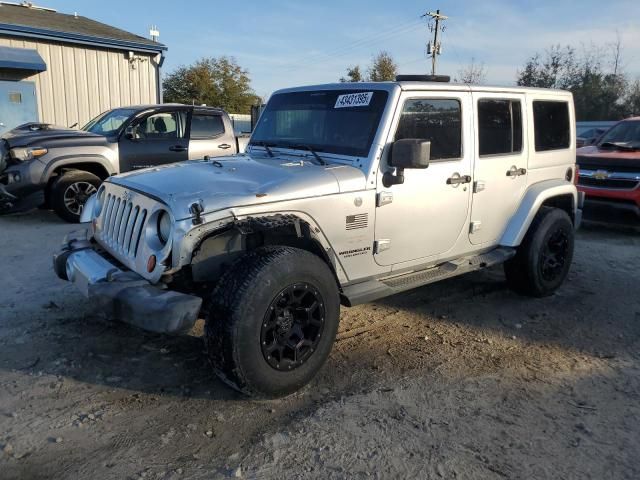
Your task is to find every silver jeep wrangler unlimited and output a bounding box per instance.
[54,77,583,397]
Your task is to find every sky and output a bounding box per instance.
[36,0,640,99]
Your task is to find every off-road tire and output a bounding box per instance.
[205,246,340,398]
[504,207,574,297]
[50,170,101,223]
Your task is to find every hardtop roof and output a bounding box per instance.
[274,81,572,97]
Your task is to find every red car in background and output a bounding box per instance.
[576,117,640,224]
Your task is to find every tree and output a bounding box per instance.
[368,51,397,82]
[625,79,640,117]
[339,52,397,82]
[455,58,487,84]
[516,44,631,121]
[340,65,364,83]
[163,56,260,114]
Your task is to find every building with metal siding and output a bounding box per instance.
[0,2,166,133]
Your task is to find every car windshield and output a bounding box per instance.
[82,108,138,135]
[250,89,390,158]
[598,121,640,148]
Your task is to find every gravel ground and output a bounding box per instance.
[0,211,639,480]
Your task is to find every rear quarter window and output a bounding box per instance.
[533,101,570,151]
[191,114,225,138]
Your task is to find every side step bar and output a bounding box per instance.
[341,247,515,307]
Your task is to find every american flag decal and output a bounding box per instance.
[346,213,368,230]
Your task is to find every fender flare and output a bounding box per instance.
[178,211,349,284]
[41,154,116,184]
[500,179,578,247]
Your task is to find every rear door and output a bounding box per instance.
[188,110,236,159]
[469,92,528,245]
[118,109,189,171]
[0,80,38,135]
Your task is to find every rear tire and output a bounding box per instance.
[504,207,574,297]
[51,170,101,223]
[205,246,340,398]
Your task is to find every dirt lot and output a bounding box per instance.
[1,211,639,480]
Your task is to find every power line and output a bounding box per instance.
[422,9,448,75]
[279,17,424,73]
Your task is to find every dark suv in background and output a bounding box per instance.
[0,105,247,222]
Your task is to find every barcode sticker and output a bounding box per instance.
[335,92,374,108]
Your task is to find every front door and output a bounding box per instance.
[0,80,38,135]
[374,91,473,267]
[469,93,528,245]
[119,109,189,171]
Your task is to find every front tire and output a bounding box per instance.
[205,246,340,398]
[50,170,101,223]
[504,207,574,297]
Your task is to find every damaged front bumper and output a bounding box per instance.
[53,231,202,334]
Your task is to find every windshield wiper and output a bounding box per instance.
[600,141,640,151]
[250,141,275,157]
[288,144,327,165]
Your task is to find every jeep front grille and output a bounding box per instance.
[100,193,147,257]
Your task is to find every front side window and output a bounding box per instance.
[251,90,389,157]
[191,114,225,138]
[395,98,462,161]
[533,101,570,151]
[133,111,187,140]
[478,99,523,156]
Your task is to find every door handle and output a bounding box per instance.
[506,166,527,177]
[169,145,187,152]
[218,143,231,149]
[446,173,472,185]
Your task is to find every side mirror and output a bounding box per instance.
[383,139,430,187]
[124,125,136,140]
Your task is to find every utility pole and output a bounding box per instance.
[423,9,447,75]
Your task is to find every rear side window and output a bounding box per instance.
[191,114,225,138]
[533,101,570,151]
[395,98,462,161]
[478,99,522,156]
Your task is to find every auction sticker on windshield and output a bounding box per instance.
[335,92,374,108]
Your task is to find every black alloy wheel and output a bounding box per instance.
[261,283,325,371]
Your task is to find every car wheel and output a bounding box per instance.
[51,170,101,223]
[504,207,575,297]
[205,246,340,398]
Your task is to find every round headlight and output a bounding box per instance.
[158,211,173,244]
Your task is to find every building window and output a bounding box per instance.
[191,114,225,138]
[533,101,570,151]
[8,92,22,104]
[478,99,523,156]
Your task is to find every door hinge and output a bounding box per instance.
[374,239,391,254]
[469,221,482,234]
[377,191,393,207]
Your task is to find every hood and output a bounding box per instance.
[577,145,640,171]
[111,153,367,220]
[2,123,104,148]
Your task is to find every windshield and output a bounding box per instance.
[251,89,390,158]
[82,108,138,135]
[598,121,640,147]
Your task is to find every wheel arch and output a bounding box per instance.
[42,156,115,185]
[500,179,578,247]
[188,213,348,286]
